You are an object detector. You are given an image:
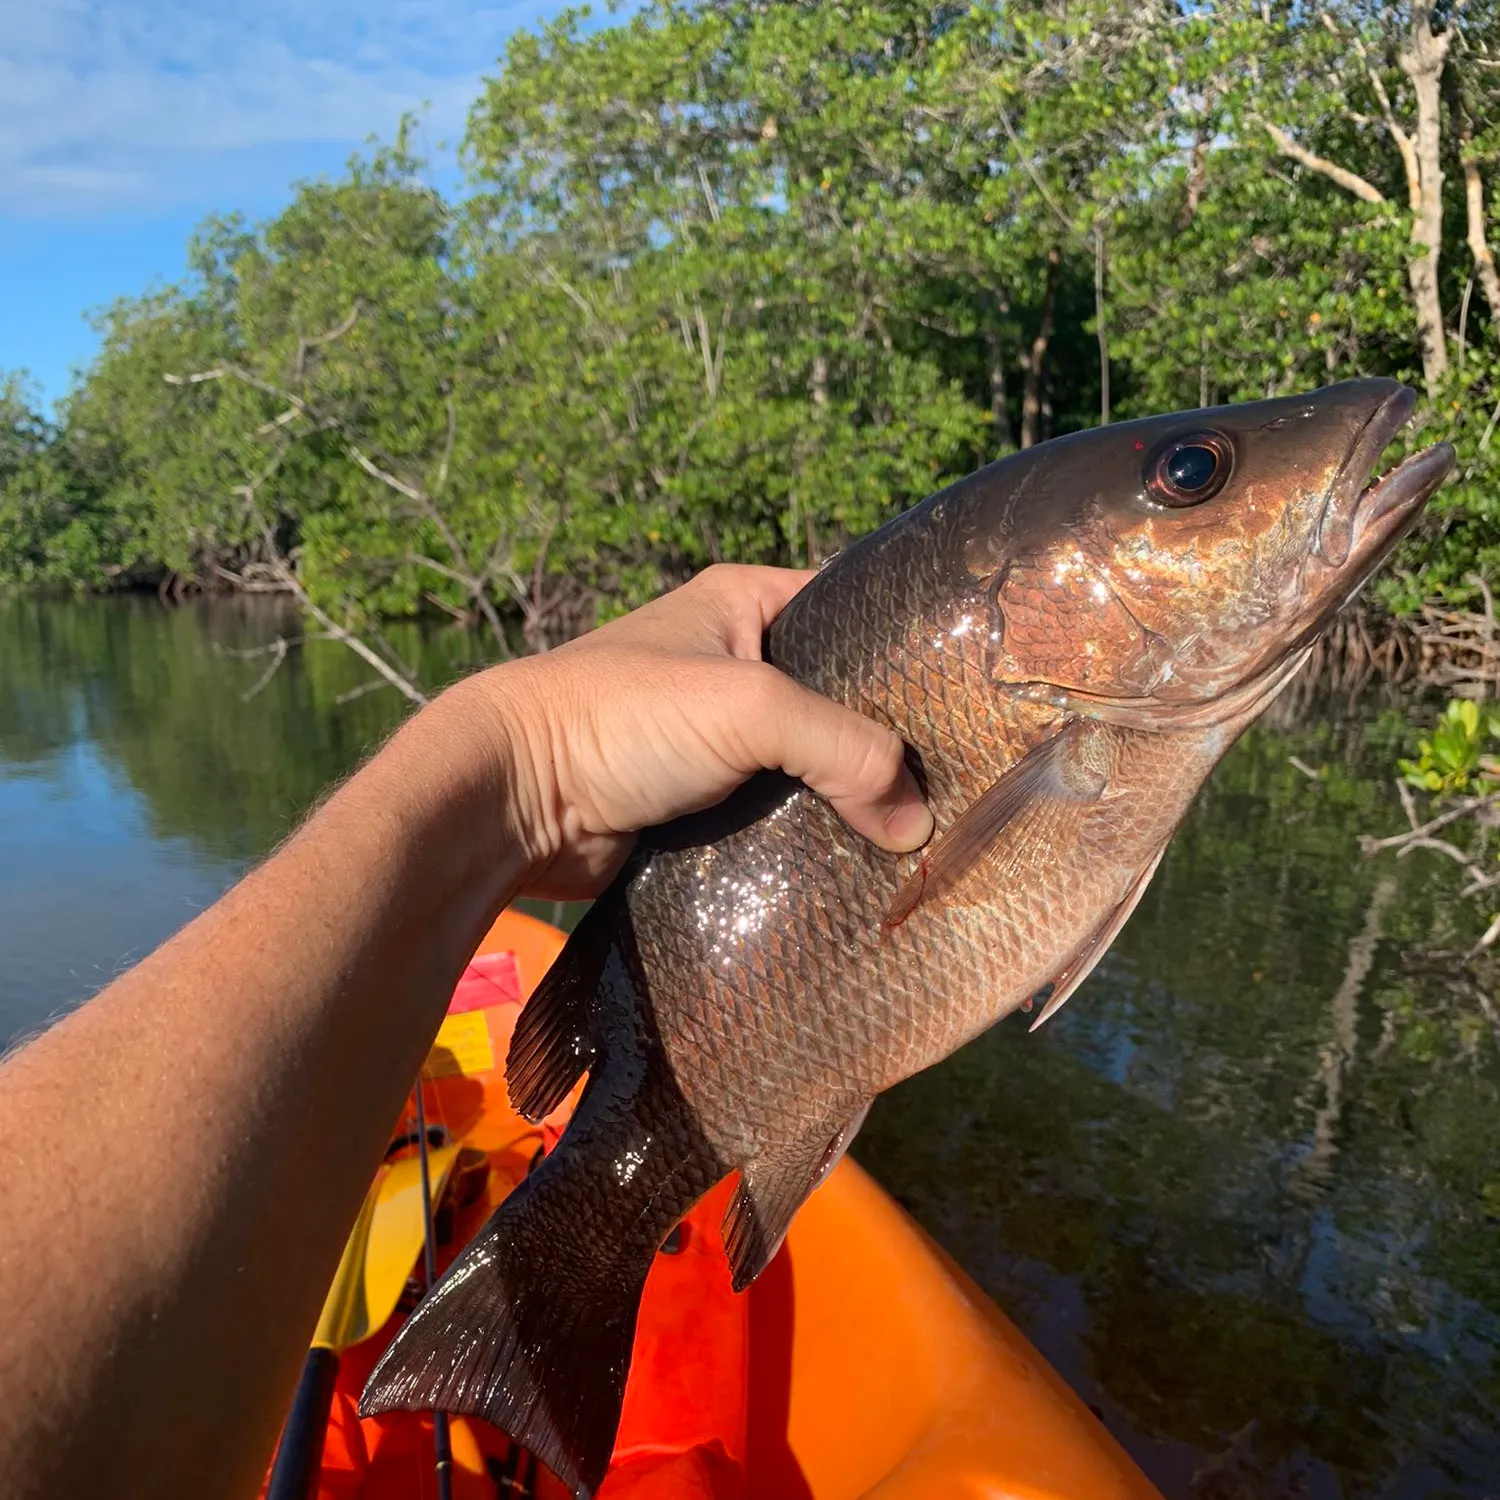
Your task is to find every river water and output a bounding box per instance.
[2,593,1498,1498]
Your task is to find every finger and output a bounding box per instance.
[689,565,819,658]
[736,665,933,853]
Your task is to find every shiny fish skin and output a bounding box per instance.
[362,380,1454,1498]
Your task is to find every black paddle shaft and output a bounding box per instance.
[266,1346,340,1500]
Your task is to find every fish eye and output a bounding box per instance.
[1146,431,1233,507]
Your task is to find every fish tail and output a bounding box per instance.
[358,1164,652,1500]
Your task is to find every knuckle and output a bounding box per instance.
[743,660,788,711]
[850,724,903,790]
[692,562,736,594]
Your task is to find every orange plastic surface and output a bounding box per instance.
[268,908,1162,1500]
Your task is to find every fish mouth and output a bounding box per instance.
[1339,440,1454,569]
[1317,383,1452,572]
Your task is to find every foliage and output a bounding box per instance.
[1377,694,1500,977]
[11,2,1500,660]
[1399,696,1500,792]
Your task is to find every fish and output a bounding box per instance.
[361,378,1453,1496]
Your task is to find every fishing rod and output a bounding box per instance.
[413,1081,455,1500]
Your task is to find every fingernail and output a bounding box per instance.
[884,799,934,853]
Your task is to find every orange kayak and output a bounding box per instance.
[269,908,1163,1500]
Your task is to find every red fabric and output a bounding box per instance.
[446,950,522,1013]
[599,1444,742,1499]
[610,1179,749,1499]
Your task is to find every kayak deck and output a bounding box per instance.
[269,909,1162,1500]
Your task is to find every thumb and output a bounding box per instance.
[736,664,933,854]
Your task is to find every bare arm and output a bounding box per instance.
[0,567,930,1500]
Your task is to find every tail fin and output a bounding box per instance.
[358,1176,650,1500]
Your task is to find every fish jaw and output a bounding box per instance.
[1311,438,1455,616]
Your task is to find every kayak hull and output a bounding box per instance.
[266,909,1162,1500]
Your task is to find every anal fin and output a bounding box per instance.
[722,1104,870,1292]
[1029,843,1167,1032]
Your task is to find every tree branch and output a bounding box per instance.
[1323,11,1423,209]
[1461,151,1500,328]
[1258,119,1388,203]
[294,303,361,379]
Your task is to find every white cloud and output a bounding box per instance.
[0,0,565,215]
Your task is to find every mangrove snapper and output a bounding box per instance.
[363,379,1453,1496]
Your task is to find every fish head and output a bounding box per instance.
[971,379,1453,721]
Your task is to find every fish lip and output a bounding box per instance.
[1316,383,1419,566]
[1346,440,1454,560]
[1287,432,1452,661]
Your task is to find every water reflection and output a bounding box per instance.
[1,595,1497,1496]
[859,708,1500,1496]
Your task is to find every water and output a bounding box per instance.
[3,595,1498,1497]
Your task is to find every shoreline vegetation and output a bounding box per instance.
[8,2,1500,704]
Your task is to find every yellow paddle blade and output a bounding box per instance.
[312,1146,460,1352]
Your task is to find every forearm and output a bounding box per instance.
[0,565,930,1500]
[0,685,523,1499]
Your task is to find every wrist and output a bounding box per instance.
[325,679,536,946]
[401,668,561,898]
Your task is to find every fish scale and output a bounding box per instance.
[362,379,1455,1500]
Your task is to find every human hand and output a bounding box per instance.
[448,565,933,899]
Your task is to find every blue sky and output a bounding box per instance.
[0,0,580,411]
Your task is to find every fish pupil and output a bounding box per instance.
[1167,444,1217,492]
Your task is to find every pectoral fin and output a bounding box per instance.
[1028,843,1168,1032]
[885,719,1107,927]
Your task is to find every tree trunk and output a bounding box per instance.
[1400,6,1452,392]
[1453,83,1500,331]
[1020,246,1060,450]
[1462,158,1500,329]
[1179,126,1208,230]
[1094,225,1110,427]
[986,290,1014,452]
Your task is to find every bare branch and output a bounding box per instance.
[238,637,288,701]
[1470,911,1500,957]
[334,679,394,706]
[405,552,473,590]
[293,593,427,706]
[235,471,428,707]
[1362,787,1500,851]
[1323,10,1422,208]
[696,164,722,225]
[433,391,458,498]
[348,447,510,650]
[216,632,334,660]
[348,444,426,505]
[255,407,303,437]
[294,303,361,379]
[540,264,599,326]
[163,367,230,386]
[1258,119,1388,203]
